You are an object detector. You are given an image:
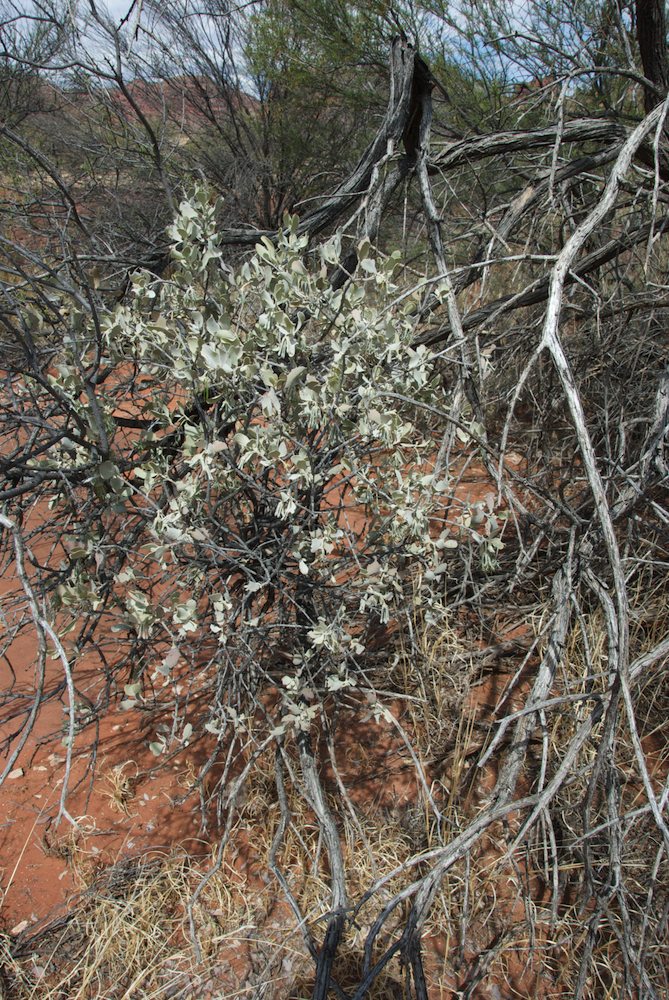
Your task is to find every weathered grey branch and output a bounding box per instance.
[432,118,626,171]
[419,213,669,345]
[211,37,420,250]
[298,730,348,1000]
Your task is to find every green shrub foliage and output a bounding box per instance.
[21,187,497,750]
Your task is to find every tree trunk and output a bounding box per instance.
[636,0,669,111]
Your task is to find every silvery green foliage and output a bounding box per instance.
[50,187,481,744]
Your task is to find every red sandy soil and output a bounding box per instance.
[0,665,210,931]
[0,494,208,931]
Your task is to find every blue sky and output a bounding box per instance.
[99,0,139,20]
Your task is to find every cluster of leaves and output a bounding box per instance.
[23,186,500,753]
